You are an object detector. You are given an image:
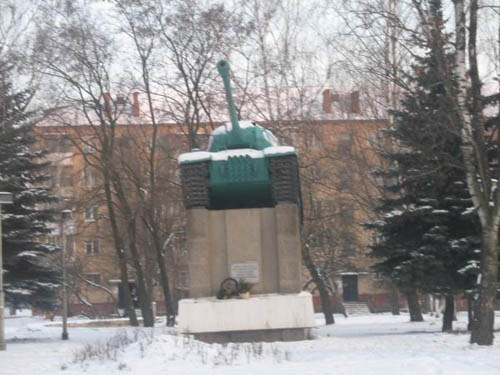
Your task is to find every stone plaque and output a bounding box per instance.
[230,261,260,283]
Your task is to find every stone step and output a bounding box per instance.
[343,302,371,315]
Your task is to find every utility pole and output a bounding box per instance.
[0,192,13,351]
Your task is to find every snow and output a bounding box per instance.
[211,121,257,135]
[178,148,264,164]
[179,147,295,164]
[458,260,480,274]
[385,209,403,218]
[3,311,500,374]
[462,206,476,216]
[432,209,449,214]
[177,151,211,164]
[17,251,41,258]
[3,288,33,295]
[415,205,433,211]
[263,146,296,156]
[211,149,265,161]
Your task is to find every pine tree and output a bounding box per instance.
[366,0,479,329]
[0,69,60,311]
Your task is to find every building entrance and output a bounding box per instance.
[342,275,358,301]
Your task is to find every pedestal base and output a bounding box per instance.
[194,328,311,343]
[178,293,314,342]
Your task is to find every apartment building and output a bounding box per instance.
[34,91,395,316]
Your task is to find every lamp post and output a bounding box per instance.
[60,209,71,341]
[0,192,13,351]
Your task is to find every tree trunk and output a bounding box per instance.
[103,170,138,326]
[406,289,424,322]
[467,294,474,331]
[302,244,334,324]
[332,281,347,317]
[110,167,155,328]
[152,232,176,327]
[391,283,400,315]
[470,227,498,345]
[442,295,454,332]
[157,253,175,327]
[317,282,334,324]
[126,218,155,327]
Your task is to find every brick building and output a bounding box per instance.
[34,91,396,316]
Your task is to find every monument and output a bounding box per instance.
[177,60,314,343]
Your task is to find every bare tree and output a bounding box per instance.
[324,0,416,118]
[35,4,143,325]
[452,0,499,346]
[150,0,252,149]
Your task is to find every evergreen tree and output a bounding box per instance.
[0,69,60,311]
[366,0,479,329]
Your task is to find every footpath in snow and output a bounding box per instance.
[2,311,500,375]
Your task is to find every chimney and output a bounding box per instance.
[103,92,112,114]
[322,89,332,114]
[351,91,360,114]
[132,92,140,117]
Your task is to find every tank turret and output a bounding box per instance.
[178,60,300,210]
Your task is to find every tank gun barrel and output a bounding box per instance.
[216,60,241,141]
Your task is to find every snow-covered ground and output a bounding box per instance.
[2,311,500,375]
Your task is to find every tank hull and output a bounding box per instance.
[180,154,301,210]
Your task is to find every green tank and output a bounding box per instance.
[178,60,300,210]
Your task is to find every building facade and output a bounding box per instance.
[34,93,396,316]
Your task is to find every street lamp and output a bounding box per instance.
[0,192,13,351]
[60,209,72,341]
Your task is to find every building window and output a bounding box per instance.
[339,203,354,223]
[83,168,98,188]
[312,199,323,216]
[85,239,99,255]
[337,132,353,154]
[311,133,322,148]
[85,273,101,285]
[118,136,132,150]
[338,168,353,191]
[65,235,75,254]
[82,139,97,154]
[177,267,189,289]
[341,233,356,257]
[59,136,73,153]
[342,242,356,257]
[59,167,73,187]
[44,167,57,188]
[84,206,98,221]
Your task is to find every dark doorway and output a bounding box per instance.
[342,275,358,301]
[118,282,139,309]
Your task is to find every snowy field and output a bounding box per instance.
[2,311,500,375]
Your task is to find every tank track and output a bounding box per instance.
[180,162,210,209]
[180,156,302,212]
[269,155,300,205]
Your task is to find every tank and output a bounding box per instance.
[178,60,301,210]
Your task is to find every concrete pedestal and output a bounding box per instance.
[186,204,302,297]
[178,293,315,343]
